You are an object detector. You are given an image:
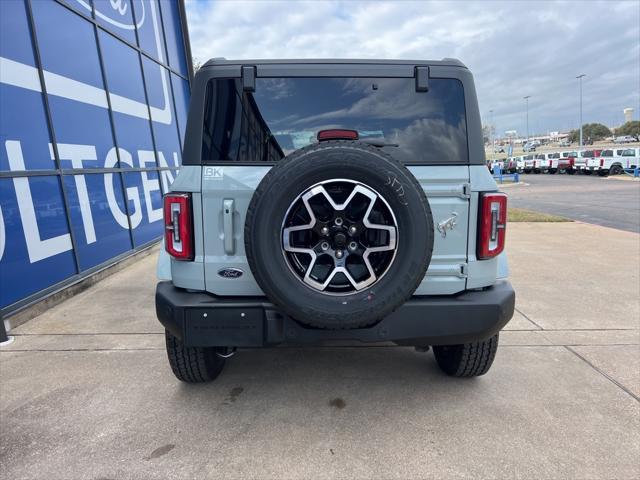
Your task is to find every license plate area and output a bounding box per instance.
[185,308,264,347]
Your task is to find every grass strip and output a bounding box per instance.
[508,208,572,222]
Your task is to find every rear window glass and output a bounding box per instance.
[201,77,469,164]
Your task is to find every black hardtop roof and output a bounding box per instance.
[202,57,467,69]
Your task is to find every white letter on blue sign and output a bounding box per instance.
[104,147,142,229]
[138,150,163,222]
[55,143,97,244]
[5,140,72,263]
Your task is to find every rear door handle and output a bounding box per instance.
[223,199,235,255]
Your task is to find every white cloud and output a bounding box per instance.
[185,0,640,135]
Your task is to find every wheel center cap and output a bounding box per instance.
[334,232,347,248]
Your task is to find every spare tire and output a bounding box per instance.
[245,140,434,329]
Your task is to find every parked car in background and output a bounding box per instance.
[614,135,636,144]
[544,152,560,174]
[489,158,503,173]
[523,154,535,173]
[621,148,640,169]
[558,139,571,147]
[523,142,537,152]
[508,156,523,173]
[586,149,638,176]
[571,150,601,174]
[534,153,550,173]
[560,151,578,173]
[549,152,576,175]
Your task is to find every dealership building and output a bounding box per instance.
[0,0,192,322]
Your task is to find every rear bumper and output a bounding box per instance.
[156,280,515,347]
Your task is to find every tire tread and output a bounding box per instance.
[165,330,225,383]
[433,334,499,377]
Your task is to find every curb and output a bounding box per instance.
[498,182,528,188]
[605,176,639,182]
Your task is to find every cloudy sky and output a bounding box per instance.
[185,0,639,137]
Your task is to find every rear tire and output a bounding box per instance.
[597,170,608,177]
[433,334,499,377]
[548,168,557,174]
[566,168,575,175]
[609,165,623,175]
[165,330,226,383]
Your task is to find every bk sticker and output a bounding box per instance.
[204,167,224,180]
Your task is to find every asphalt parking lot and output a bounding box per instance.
[507,174,640,233]
[1,222,639,479]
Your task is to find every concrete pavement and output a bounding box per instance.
[1,223,639,479]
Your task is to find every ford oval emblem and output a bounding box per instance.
[218,268,243,279]
[76,0,146,30]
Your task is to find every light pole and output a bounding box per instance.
[576,74,586,147]
[523,96,531,141]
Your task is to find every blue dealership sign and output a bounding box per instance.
[0,0,191,310]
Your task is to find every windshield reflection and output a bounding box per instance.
[201,77,468,163]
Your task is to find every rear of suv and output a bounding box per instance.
[156,59,515,383]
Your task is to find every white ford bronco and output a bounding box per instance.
[156,59,515,382]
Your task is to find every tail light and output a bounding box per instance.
[317,129,359,141]
[569,158,575,166]
[163,193,193,261]
[600,158,604,167]
[478,192,507,260]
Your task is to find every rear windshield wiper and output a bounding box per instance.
[361,138,399,148]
